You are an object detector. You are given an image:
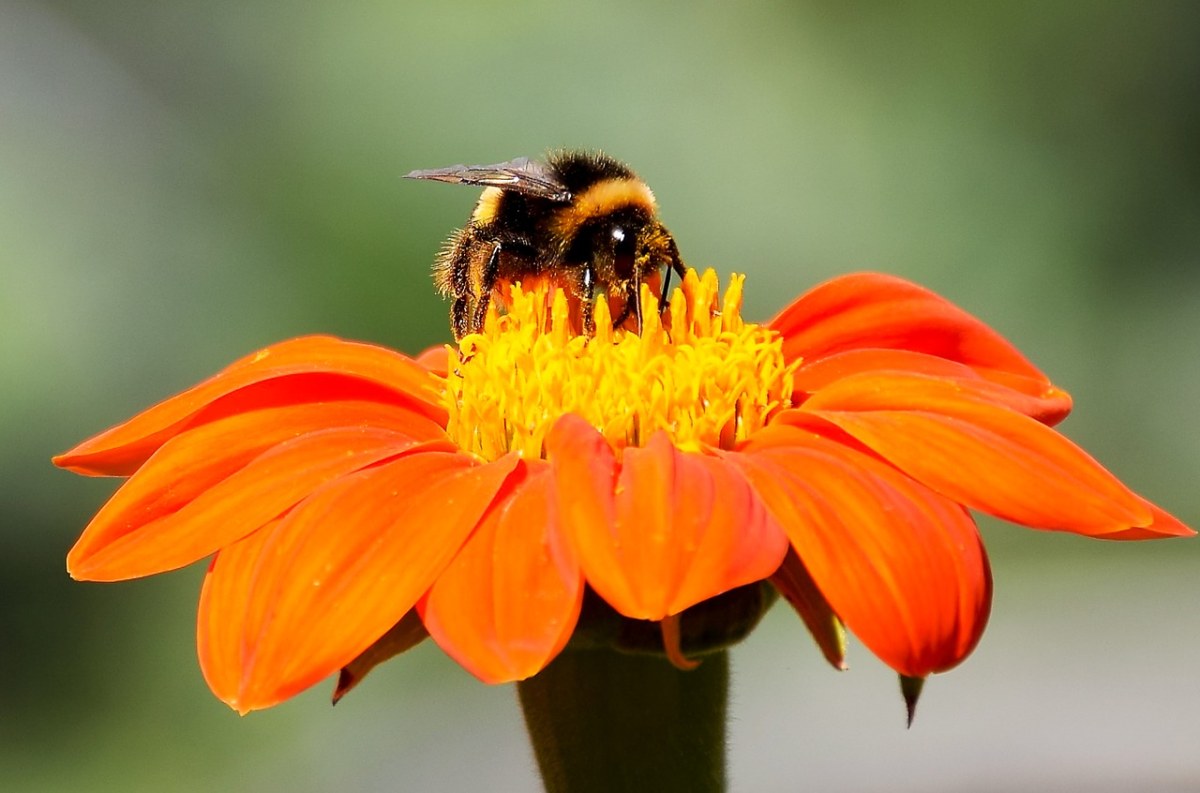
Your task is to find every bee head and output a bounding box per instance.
[565,207,654,285]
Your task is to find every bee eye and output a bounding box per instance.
[612,225,636,279]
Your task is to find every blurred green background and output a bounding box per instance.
[4,1,1199,791]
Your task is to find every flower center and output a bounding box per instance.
[443,269,795,461]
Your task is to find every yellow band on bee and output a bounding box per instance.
[470,187,506,224]
[550,178,657,239]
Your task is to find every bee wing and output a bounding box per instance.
[405,157,571,201]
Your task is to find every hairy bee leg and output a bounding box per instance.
[634,276,644,334]
[469,294,492,336]
[450,297,471,341]
[580,262,596,335]
[436,227,477,341]
[468,241,502,335]
[659,235,686,316]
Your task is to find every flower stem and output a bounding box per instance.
[517,648,728,793]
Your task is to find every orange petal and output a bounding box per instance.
[421,460,584,683]
[1099,501,1195,540]
[414,344,451,376]
[793,349,1072,425]
[770,548,847,671]
[70,428,447,581]
[769,272,1049,382]
[730,430,991,677]
[54,335,447,476]
[198,450,518,713]
[333,609,430,704]
[197,524,276,709]
[546,415,788,620]
[798,375,1153,534]
[65,400,444,577]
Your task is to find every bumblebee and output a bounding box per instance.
[406,150,686,340]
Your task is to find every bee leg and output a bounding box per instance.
[437,227,477,341]
[450,297,471,340]
[659,235,686,316]
[580,262,596,335]
[468,242,502,335]
[634,276,644,334]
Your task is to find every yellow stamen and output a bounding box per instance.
[444,269,796,460]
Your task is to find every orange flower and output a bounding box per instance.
[55,270,1192,714]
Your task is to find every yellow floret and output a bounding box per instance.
[444,269,795,460]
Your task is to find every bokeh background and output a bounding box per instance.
[4,1,1199,791]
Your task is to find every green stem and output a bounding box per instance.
[517,648,728,793]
